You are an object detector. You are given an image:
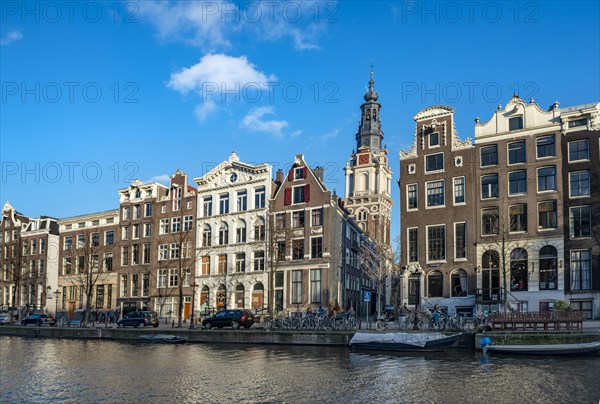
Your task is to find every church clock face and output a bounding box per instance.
[359,154,369,164]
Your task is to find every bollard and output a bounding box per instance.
[172,320,175,328]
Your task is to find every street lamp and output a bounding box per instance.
[53,289,61,321]
[412,265,423,330]
[189,283,199,330]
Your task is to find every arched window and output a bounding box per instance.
[202,224,212,247]
[216,284,227,310]
[235,284,245,309]
[254,217,265,241]
[427,270,443,298]
[539,245,557,290]
[200,286,209,313]
[358,210,367,221]
[236,219,246,243]
[451,269,468,297]
[219,222,229,245]
[510,248,528,291]
[252,283,264,310]
[482,250,499,269]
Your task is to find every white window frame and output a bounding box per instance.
[453,222,467,261]
[425,224,446,263]
[452,176,466,205]
[406,183,418,211]
[424,152,444,174]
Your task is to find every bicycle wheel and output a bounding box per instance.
[375,320,386,331]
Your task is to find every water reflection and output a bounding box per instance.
[1,337,598,403]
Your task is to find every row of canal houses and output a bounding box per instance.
[0,153,368,320]
[1,73,600,320]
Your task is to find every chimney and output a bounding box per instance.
[275,169,284,185]
[313,166,324,182]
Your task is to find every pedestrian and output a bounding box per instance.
[318,305,325,316]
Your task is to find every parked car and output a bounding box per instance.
[0,314,11,325]
[117,311,159,328]
[202,309,254,329]
[21,313,56,326]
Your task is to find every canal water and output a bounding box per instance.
[1,336,598,403]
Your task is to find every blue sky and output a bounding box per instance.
[1,0,599,242]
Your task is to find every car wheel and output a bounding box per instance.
[38,320,43,327]
[231,321,240,330]
[204,322,212,330]
[152,323,158,328]
[21,321,26,326]
[140,321,145,328]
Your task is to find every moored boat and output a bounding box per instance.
[482,341,600,355]
[349,332,461,352]
[140,334,187,344]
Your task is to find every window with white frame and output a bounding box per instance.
[454,222,466,260]
[482,208,499,235]
[481,174,499,199]
[236,220,247,243]
[292,239,304,260]
[202,224,212,247]
[143,243,151,264]
[219,222,229,245]
[407,184,418,209]
[171,217,181,233]
[168,268,178,287]
[292,186,306,204]
[144,203,152,217]
[292,211,305,228]
[120,275,128,297]
[429,132,440,147]
[143,223,151,238]
[132,245,139,265]
[569,206,591,238]
[311,237,323,259]
[172,187,182,211]
[425,153,444,172]
[538,201,557,230]
[509,116,523,131]
[170,243,180,259]
[182,268,190,287]
[509,170,527,195]
[133,204,141,219]
[480,145,498,166]
[122,226,129,240]
[160,219,169,235]
[255,187,266,208]
[254,251,265,271]
[121,246,129,266]
[508,141,526,164]
[427,225,445,262]
[133,224,139,239]
[183,215,193,232]
[537,166,556,192]
[536,135,555,158]
[291,270,303,304]
[123,206,130,220]
[254,218,265,241]
[408,228,418,262]
[158,244,168,261]
[77,235,85,249]
[105,231,114,245]
[453,177,465,204]
[569,170,590,198]
[570,249,591,290]
[201,256,210,275]
[426,180,445,207]
[236,253,245,272]
[310,269,322,303]
[568,139,589,162]
[203,197,213,217]
[219,194,229,214]
[237,190,247,212]
[64,236,72,250]
[509,204,528,233]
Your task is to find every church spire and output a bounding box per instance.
[356,66,383,152]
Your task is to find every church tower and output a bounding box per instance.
[344,71,393,245]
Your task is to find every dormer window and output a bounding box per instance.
[135,189,141,198]
[429,132,440,148]
[509,116,523,131]
[294,167,305,180]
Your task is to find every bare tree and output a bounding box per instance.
[63,229,111,326]
[479,207,545,313]
[1,236,28,323]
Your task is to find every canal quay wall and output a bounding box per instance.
[0,325,477,347]
[2,326,598,349]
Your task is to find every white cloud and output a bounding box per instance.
[138,0,333,51]
[0,29,23,46]
[168,53,276,121]
[240,106,290,138]
[146,174,170,185]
